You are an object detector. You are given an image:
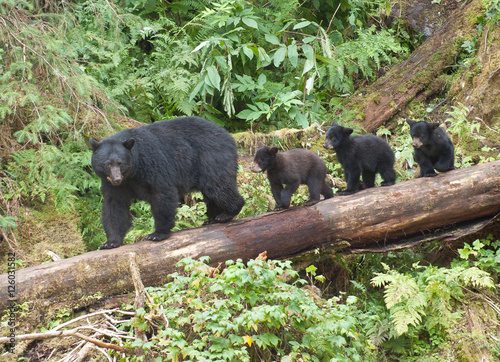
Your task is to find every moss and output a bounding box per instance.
[0,201,85,273]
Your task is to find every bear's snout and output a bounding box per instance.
[412,138,423,148]
[250,162,262,173]
[108,165,123,186]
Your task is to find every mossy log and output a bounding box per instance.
[348,0,482,132]
[1,161,500,311]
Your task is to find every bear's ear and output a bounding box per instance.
[270,146,279,155]
[89,138,100,151]
[257,141,266,148]
[406,119,417,127]
[123,138,135,150]
[344,128,354,136]
[428,123,440,130]
[330,121,339,127]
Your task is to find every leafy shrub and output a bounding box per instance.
[123,256,376,361]
[455,234,500,282]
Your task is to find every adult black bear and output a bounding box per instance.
[406,119,455,177]
[323,123,396,195]
[250,146,333,210]
[89,117,245,249]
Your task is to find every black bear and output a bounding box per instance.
[250,146,333,210]
[323,123,396,195]
[89,116,245,249]
[406,119,455,177]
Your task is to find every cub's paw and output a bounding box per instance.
[214,213,235,223]
[338,190,355,196]
[423,171,437,177]
[99,240,123,250]
[146,232,171,242]
[304,199,319,207]
[273,205,289,211]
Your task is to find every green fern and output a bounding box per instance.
[372,262,494,336]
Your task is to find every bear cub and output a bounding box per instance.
[323,122,396,195]
[90,116,244,249]
[406,119,454,177]
[251,146,333,210]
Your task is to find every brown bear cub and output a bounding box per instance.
[251,146,333,210]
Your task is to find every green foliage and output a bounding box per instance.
[4,140,97,213]
[379,119,415,181]
[455,234,500,281]
[58,0,409,129]
[444,103,500,166]
[121,256,375,361]
[485,0,500,22]
[372,261,494,337]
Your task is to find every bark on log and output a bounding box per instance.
[1,161,500,311]
[347,0,482,132]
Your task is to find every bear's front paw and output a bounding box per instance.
[214,213,234,223]
[381,181,395,186]
[304,199,319,206]
[423,171,437,177]
[99,240,123,249]
[146,232,171,242]
[274,205,289,211]
[338,190,355,196]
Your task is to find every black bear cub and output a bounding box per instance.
[406,119,454,177]
[323,122,396,195]
[251,146,333,210]
[90,116,244,249]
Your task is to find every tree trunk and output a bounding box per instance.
[347,0,482,132]
[1,161,500,311]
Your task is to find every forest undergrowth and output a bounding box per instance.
[1,0,500,360]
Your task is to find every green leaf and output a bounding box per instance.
[303,36,316,44]
[192,40,210,53]
[242,17,258,29]
[287,43,298,67]
[273,47,287,67]
[265,34,280,45]
[293,20,311,30]
[305,265,317,274]
[206,65,221,91]
[302,59,314,75]
[302,44,314,60]
[242,45,254,60]
[257,73,266,85]
[189,81,205,101]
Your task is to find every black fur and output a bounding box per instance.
[323,123,396,195]
[251,146,333,210]
[406,119,455,177]
[90,116,244,249]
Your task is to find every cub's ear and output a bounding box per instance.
[257,141,266,148]
[330,121,339,127]
[344,127,354,136]
[123,138,135,150]
[89,138,100,151]
[406,119,417,127]
[428,123,441,130]
[270,146,279,155]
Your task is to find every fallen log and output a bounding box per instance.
[1,160,500,311]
